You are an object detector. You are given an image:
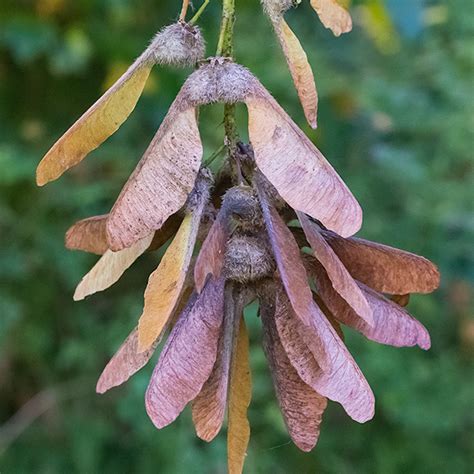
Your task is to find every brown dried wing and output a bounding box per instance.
[247,92,362,237]
[321,229,441,294]
[66,211,182,255]
[106,103,202,251]
[298,212,373,326]
[145,278,225,429]
[276,19,318,128]
[96,327,156,394]
[310,0,352,37]
[261,296,326,452]
[66,214,109,255]
[37,54,152,186]
[310,260,431,349]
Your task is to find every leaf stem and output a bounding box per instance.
[179,0,190,21]
[216,0,235,57]
[204,144,226,166]
[216,0,240,180]
[189,0,211,24]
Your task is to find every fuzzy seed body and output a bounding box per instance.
[224,235,275,283]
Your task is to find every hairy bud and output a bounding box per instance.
[148,22,205,67]
[261,0,294,21]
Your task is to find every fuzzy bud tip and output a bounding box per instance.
[149,22,205,67]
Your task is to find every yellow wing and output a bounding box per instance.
[37,53,152,186]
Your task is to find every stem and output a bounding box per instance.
[224,103,237,148]
[216,0,240,181]
[216,0,235,57]
[189,0,211,24]
[179,0,189,21]
[204,144,226,166]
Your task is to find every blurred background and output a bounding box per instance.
[0,0,473,472]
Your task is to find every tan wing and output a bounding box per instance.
[106,105,202,251]
[310,0,352,36]
[247,91,362,238]
[37,53,152,185]
[277,18,318,128]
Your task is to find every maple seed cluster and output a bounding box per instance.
[36,1,440,473]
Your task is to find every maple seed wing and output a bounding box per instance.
[73,233,154,301]
[310,0,352,37]
[96,327,156,394]
[261,293,327,452]
[277,19,318,128]
[65,214,109,255]
[36,55,152,186]
[247,91,362,237]
[137,210,203,353]
[320,229,441,294]
[192,286,237,442]
[298,212,374,327]
[273,283,375,422]
[227,318,252,474]
[145,278,225,429]
[194,208,231,293]
[310,261,431,350]
[106,106,202,251]
[256,181,316,327]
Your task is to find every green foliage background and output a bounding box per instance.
[0,0,473,472]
